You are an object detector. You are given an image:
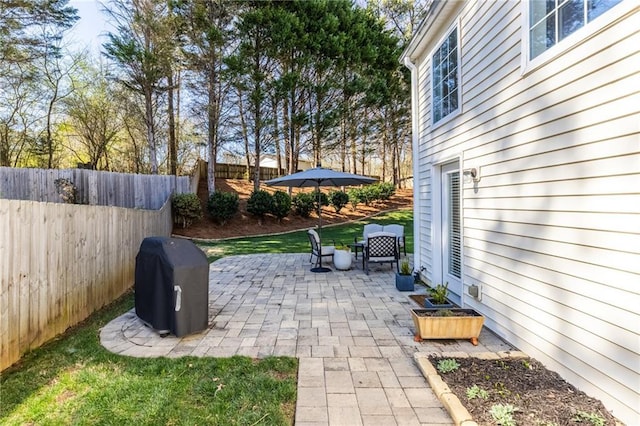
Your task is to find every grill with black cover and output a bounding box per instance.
[134,237,209,337]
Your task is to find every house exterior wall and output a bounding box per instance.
[403,1,640,423]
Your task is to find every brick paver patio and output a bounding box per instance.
[101,253,515,426]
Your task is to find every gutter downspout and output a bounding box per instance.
[403,56,422,278]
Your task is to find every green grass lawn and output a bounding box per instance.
[1,209,412,425]
[197,209,413,262]
[0,293,297,426]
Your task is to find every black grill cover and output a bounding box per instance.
[135,237,209,337]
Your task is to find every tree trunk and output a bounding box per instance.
[238,91,251,180]
[272,95,282,174]
[282,97,291,177]
[145,88,158,174]
[207,65,219,195]
[167,72,177,175]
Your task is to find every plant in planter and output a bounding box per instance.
[395,259,414,291]
[333,244,352,271]
[410,308,485,345]
[424,282,455,308]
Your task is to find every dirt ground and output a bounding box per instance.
[172,178,413,240]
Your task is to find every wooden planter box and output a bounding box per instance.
[411,308,484,345]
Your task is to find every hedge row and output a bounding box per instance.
[172,181,397,228]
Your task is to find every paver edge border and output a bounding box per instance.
[413,351,529,426]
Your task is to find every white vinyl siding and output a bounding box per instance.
[405,0,640,423]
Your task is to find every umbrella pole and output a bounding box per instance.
[311,183,330,273]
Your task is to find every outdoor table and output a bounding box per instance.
[348,241,365,269]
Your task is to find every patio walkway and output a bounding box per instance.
[100,253,515,426]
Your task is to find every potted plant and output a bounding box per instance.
[424,282,455,308]
[333,245,352,270]
[411,308,484,345]
[395,259,414,291]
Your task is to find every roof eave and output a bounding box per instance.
[400,0,465,65]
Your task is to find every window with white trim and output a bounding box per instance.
[529,0,622,59]
[432,26,459,124]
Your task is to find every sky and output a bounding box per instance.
[67,0,109,54]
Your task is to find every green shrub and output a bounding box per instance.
[172,193,202,228]
[292,192,315,217]
[207,191,239,225]
[247,190,274,221]
[271,190,292,221]
[329,190,349,213]
[347,188,363,210]
[376,182,396,200]
[360,185,380,205]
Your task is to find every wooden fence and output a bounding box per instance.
[0,198,173,371]
[212,163,287,181]
[0,167,191,209]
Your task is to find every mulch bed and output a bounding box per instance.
[408,295,620,425]
[172,178,414,240]
[430,356,620,425]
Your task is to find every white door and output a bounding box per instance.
[441,162,462,303]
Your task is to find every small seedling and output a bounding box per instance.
[429,282,449,304]
[497,360,510,370]
[521,359,531,369]
[494,381,511,397]
[435,309,454,317]
[573,410,605,426]
[466,384,489,400]
[436,358,460,373]
[490,403,517,426]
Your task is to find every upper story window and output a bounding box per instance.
[432,26,459,124]
[529,0,622,59]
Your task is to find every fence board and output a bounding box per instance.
[0,168,190,209]
[0,197,173,371]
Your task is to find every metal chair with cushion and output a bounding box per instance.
[384,224,406,256]
[353,223,384,260]
[363,223,384,241]
[363,231,398,274]
[307,229,335,269]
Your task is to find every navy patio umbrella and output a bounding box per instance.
[265,165,377,272]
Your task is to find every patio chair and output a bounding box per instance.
[353,223,384,259]
[384,224,406,256]
[363,223,383,240]
[363,231,398,274]
[307,229,335,269]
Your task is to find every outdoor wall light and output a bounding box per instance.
[463,167,480,183]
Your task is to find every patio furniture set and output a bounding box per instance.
[307,223,406,274]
